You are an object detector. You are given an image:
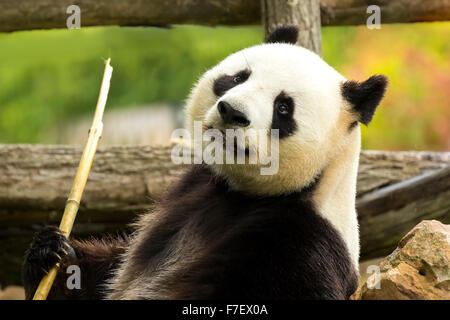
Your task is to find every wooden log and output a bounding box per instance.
[0,145,448,228]
[320,0,450,26]
[357,166,450,259]
[0,145,182,227]
[0,0,449,33]
[356,150,450,195]
[1,145,448,247]
[262,0,322,55]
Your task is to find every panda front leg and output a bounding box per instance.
[22,226,127,300]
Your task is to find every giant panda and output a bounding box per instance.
[22,26,387,300]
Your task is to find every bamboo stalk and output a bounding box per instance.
[32,58,113,300]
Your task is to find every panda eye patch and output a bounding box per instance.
[272,92,297,139]
[213,69,251,97]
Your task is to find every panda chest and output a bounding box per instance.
[162,187,354,270]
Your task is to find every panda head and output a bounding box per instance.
[185,26,388,196]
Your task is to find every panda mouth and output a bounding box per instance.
[204,125,251,157]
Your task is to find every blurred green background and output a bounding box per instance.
[0,23,449,150]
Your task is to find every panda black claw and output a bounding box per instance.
[51,251,62,261]
[22,225,77,292]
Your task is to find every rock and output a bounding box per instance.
[354,220,450,300]
[358,257,384,286]
[0,286,25,300]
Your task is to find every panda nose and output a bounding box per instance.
[217,101,250,127]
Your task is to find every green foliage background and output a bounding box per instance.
[0,23,449,150]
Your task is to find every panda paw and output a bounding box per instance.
[22,226,76,295]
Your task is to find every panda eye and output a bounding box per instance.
[213,69,251,97]
[277,102,289,115]
[233,75,242,83]
[233,70,250,84]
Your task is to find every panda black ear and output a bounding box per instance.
[266,25,299,44]
[342,75,388,126]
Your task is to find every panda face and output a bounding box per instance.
[185,27,387,195]
[199,43,345,139]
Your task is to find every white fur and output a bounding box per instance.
[185,43,362,269]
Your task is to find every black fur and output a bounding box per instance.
[341,75,388,125]
[23,165,358,300]
[267,25,299,44]
[271,91,297,138]
[127,165,357,299]
[213,69,251,97]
